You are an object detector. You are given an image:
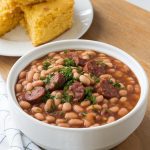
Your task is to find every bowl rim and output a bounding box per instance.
[7,39,149,132]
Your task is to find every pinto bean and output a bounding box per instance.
[107,116,115,123]
[26,71,34,82]
[73,105,84,113]
[31,107,42,113]
[96,95,104,103]
[68,119,83,126]
[58,123,70,128]
[79,75,91,86]
[37,65,43,71]
[33,73,40,80]
[119,90,127,96]
[44,99,53,112]
[109,106,119,113]
[80,101,91,107]
[56,119,66,124]
[15,84,22,93]
[46,116,56,123]
[32,80,44,87]
[19,71,26,79]
[73,72,80,79]
[54,99,61,106]
[127,85,134,93]
[65,112,78,119]
[55,58,64,65]
[19,101,31,109]
[120,97,127,103]
[62,103,72,112]
[26,83,33,91]
[84,120,92,127]
[110,97,118,104]
[34,113,45,121]
[118,108,128,117]
[90,123,100,127]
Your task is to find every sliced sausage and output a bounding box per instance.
[25,86,45,102]
[67,52,86,66]
[46,73,66,91]
[69,82,85,102]
[84,61,106,76]
[98,80,119,98]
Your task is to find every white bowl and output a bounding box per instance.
[7,40,149,150]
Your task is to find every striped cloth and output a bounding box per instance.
[0,75,41,150]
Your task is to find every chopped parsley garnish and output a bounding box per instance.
[43,61,50,70]
[112,82,121,89]
[76,66,83,74]
[64,58,76,67]
[41,74,53,84]
[109,80,122,89]
[61,92,73,103]
[81,112,87,117]
[97,61,106,67]
[59,67,73,80]
[84,87,96,104]
[42,91,55,102]
[92,75,100,83]
[51,104,57,112]
[64,50,68,54]
[63,79,75,91]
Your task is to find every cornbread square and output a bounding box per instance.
[21,0,74,46]
[0,0,22,36]
[10,0,46,6]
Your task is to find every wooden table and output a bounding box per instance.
[0,0,150,149]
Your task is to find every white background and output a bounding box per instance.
[128,0,150,11]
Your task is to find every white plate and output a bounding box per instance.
[0,0,93,57]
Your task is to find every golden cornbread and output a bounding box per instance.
[10,0,46,6]
[21,0,74,46]
[0,0,23,36]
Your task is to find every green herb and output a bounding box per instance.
[51,104,57,112]
[41,74,53,84]
[92,75,100,83]
[61,92,73,103]
[43,61,50,70]
[97,61,106,67]
[109,80,122,89]
[112,82,121,89]
[76,66,83,74]
[84,87,96,104]
[60,67,73,80]
[42,91,55,102]
[59,111,65,116]
[63,79,75,91]
[85,87,93,96]
[81,112,87,117]
[64,50,68,54]
[64,58,76,67]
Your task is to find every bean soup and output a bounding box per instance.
[15,50,141,128]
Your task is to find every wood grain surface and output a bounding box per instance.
[0,0,150,149]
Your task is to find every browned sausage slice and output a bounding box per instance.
[25,86,45,102]
[84,61,106,76]
[69,82,85,102]
[98,80,119,98]
[67,52,86,66]
[46,73,66,91]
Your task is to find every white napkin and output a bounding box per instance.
[0,75,41,150]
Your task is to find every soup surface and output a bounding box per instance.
[15,50,140,128]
